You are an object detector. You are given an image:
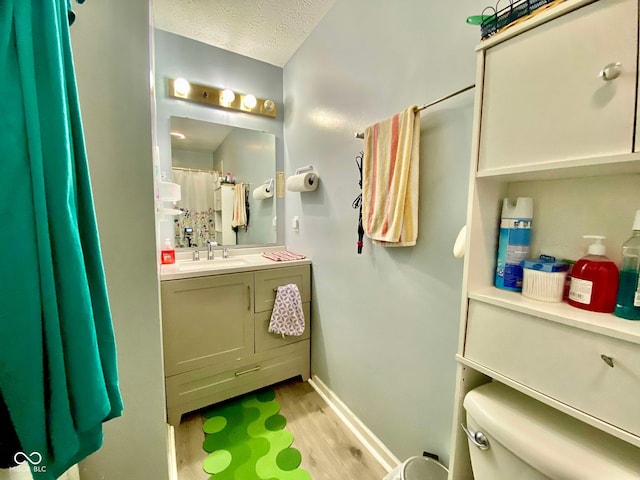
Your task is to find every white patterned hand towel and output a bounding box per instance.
[268,284,305,337]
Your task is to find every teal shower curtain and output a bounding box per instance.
[0,1,123,478]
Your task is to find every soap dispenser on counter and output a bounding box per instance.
[614,210,640,320]
[161,238,176,265]
[568,235,619,313]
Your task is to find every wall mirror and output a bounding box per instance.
[169,116,277,248]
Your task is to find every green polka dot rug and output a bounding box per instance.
[201,388,312,479]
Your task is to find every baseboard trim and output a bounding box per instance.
[308,374,400,473]
[167,424,178,480]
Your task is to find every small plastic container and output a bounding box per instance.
[521,255,569,302]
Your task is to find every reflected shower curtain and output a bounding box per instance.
[172,169,217,247]
[0,1,123,479]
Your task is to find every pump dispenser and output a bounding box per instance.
[161,238,176,265]
[568,235,619,313]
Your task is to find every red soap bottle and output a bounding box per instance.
[161,238,176,265]
[568,236,619,313]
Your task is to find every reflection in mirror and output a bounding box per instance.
[170,116,277,248]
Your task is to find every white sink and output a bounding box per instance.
[176,257,248,272]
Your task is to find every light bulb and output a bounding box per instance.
[173,78,191,97]
[243,94,257,109]
[221,89,236,106]
[263,99,276,112]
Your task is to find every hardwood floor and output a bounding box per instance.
[174,378,389,480]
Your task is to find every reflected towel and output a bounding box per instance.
[363,105,420,246]
[268,284,305,337]
[231,184,247,228]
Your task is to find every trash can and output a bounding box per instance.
[383,456,448,480]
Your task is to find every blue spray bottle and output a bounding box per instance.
[495,197,533,291]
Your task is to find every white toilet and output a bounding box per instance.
[463,382,640,480]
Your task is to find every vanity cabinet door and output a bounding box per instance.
[255,302,311,352]
[161,272,253,376]
[254,265,311,313]
[478,0,638,172]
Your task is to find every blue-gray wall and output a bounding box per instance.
[154,30,284,246]
[283,0,478,464]
[173,148,214,170]
[71,1,169,478]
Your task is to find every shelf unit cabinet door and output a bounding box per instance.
[161,272,253,376]
[214,188,221,211]
[479,0,638,172]
[220,185,236,246]
[465,300,640,438]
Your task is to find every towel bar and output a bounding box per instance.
[354,84,475,138]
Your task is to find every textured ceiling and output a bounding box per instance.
[153,0,337,67]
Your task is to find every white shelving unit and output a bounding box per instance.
[214,185,236,246]
[448,1,640,478]
[156,180,182,219]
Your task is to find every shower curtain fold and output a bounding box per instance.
[0,1,123,478]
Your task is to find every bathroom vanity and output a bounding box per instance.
[450,0,640,478]
[160,251,311,425]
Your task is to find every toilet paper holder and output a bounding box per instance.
[294,165,315,175]
[287,165,319,193]
[262,178,274,193]
[252,178,275,200]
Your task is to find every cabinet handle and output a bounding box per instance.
[599,62,622,81]
[600,354,615,368]
[247,285,251,311]
[235,365,261,376]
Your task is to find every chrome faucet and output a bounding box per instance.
[222,248,229,259]
[207,240,218,260]
[192,248,200,261]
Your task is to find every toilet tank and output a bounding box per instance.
[463,382,640,480]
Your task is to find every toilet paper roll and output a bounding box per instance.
[252,184,274,200]
[286,172,318,192]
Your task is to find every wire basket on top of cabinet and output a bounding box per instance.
[480,0,566,39]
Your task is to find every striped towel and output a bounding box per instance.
[231,184,247,228]
[362,106,420,247]
[261,251,307,262]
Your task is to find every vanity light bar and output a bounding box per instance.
[168,78,277,118]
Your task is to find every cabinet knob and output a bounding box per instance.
[600,354,615,368]
[599,62,622,81]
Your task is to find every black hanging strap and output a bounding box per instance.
[352,151,364,254]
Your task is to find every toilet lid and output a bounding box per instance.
[401,456,448,480]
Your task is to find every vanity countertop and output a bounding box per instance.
[160,246,311,281]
